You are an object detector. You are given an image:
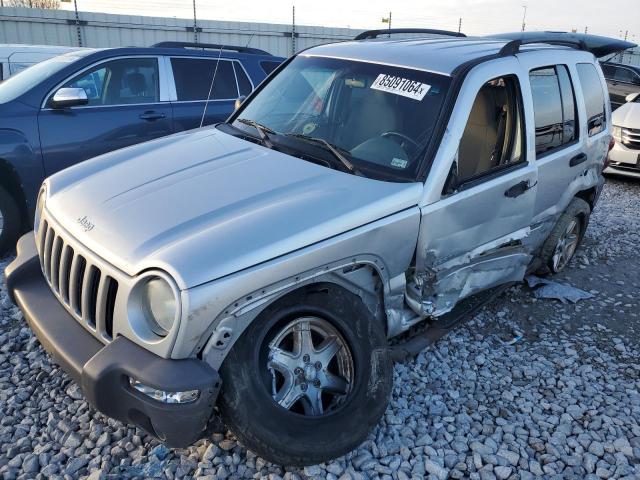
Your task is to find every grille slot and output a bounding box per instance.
[37,222,120,342]
[622,127,640,150]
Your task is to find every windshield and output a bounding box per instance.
[0,52,89,104]
[230,55,451,180]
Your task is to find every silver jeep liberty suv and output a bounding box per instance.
[6,29,633,465]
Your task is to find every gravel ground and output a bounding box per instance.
[1,177,640,480]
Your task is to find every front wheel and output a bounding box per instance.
[0,186,20,257]
[218,285,392,466]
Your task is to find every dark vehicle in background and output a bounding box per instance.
[601,61,640,109]
[0,42,284,255]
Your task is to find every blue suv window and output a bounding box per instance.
[171,58,239,101]
[233,63,253,96]
[62,57,159,106]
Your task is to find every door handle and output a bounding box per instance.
[504,180,535,198]
[139,111,166,121]
[569,153,587,167]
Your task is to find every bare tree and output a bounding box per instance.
[8,0,60,8]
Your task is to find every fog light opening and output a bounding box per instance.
[129,378,199,404]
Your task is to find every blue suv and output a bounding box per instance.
[0,42,284,255]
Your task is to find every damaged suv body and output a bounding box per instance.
[6,30,632,465]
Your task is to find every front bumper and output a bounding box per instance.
[605,142,640,178]
[5,233,221,448]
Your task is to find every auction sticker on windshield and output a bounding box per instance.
[370,74,431,101]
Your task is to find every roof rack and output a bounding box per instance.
[354,28,466,41]
[151,41,271,56]
[489,32,637,58]
[497,37,587,57]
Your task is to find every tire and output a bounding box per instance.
[538,197,590,274]
[218,284,392,466]
[0,186,21,258]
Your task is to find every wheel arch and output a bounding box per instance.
[575,186,597,212]
[0,157,29,231]
[199,259,389,371]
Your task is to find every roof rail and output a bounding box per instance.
[354,28,466,41]
[488,32,636,58]
[498,37,587,57]
[150,41,271,56]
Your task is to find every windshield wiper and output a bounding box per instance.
[285,133,361,175]
[237,118,275,148]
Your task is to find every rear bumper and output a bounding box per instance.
[5,233,221,448]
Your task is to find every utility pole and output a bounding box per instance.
[584,26,588,34]
[521,5,527,32]
[73,0,82,47]
[458,17,462,34]
[388,11,392,30]
[192,0,198,44]
[291,6,296,56]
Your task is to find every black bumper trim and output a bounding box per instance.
[5,232,221,448]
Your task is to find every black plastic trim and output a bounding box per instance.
[354,28,466,40]
[4,232,221,448]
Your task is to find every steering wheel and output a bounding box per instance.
[380,131,420,151]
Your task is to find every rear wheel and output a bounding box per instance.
[538,197,590,274]
[218,285,392,466]
[0,186,20,257]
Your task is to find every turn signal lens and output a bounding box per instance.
[129,378,199,404]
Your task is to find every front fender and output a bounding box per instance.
[171,208,421,364]
[0,128,43,216]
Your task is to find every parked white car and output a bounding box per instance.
[0,44,83,81]
[608,92,640,178]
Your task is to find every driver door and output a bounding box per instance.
[414,68,537,315]
[38,56,173,176]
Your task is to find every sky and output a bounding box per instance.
[58,0,638,41]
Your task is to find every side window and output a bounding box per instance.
[530,67,563,154]
[529,65,578,156]
[171,58,239,101]
[260,60,281,76]
[614,67,640,85]
[457,76,524,183]
[557,66,578,145]
[601,64,615,80]
[577,63,606,137]
[63,58,159,106]
[233,62,253,96]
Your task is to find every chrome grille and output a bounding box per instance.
[622,127,640,150]
[38,220,118,341]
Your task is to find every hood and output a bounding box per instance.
[612,101,640,127]
[46,128,423,289]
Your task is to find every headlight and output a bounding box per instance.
[34,187,46,234]
[140,276,177,337]
[612,125,622,143]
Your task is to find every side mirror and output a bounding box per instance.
[234,95,247,111]
[50,87,88,109]
[625,92,640,103]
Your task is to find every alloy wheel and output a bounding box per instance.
[552,217,581,272]
[266,316,354,416]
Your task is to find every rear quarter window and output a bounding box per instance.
[576,63,607,137]
[260,60,281,76]
[171,58,239,101]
